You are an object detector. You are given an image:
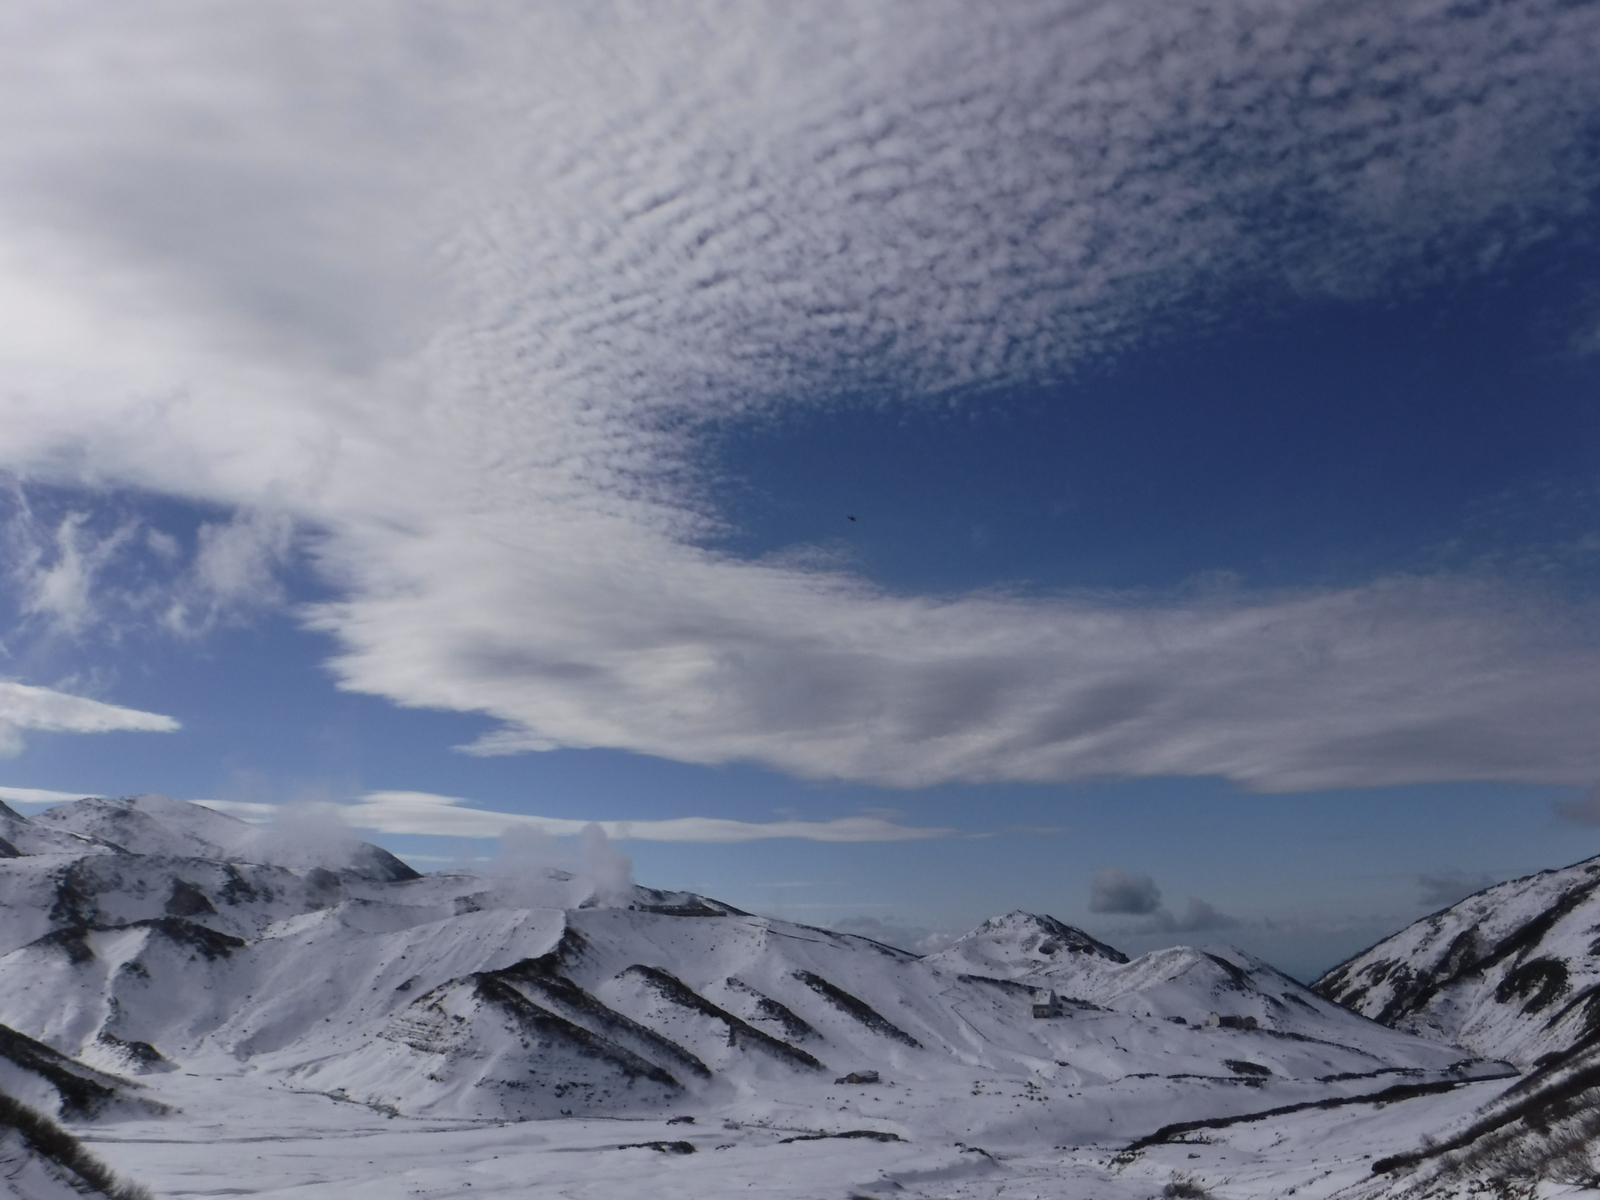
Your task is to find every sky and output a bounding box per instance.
[3,0,1600,980]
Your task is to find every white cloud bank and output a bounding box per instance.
[0,683,177,758]
[1,2,1599,790]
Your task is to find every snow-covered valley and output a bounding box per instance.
[2,796,1596,1198]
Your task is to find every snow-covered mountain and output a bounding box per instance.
[1313,854,1600,1067]
[0,797,1499,1142]
[1,795,1563,1199]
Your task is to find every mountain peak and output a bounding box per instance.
[924,910,1128,982]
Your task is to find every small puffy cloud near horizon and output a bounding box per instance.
[1090,867,1164,916]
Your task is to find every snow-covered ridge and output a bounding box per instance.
[0,795,1512,1176]
[1314,854,1600,1067]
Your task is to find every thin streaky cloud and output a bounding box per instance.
[203,791,959,843]
[0,785,108,808]
[0,682,177,758]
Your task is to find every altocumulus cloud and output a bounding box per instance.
[1,2,1599,788]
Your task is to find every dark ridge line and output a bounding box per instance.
[623,965,825,1071]
[25,918,246,963]
[1204,953,1253,992]
[473,974,683,1090]
[1249,1028,1388,1058]
[0,1024,133,1120]
[629,885,749,917]
[0,1087,154,1200]
[758,917,919,961]
[957,974,1035,995]
[792,970,922,1048]
[1314,1067,1424,1084]
[725,977,820,1042]
[1123,1079,1466,1153]
[491,960,712,1079]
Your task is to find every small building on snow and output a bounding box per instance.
[1032,989,1064,1018]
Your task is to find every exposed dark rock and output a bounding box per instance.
[164,879,217,918]
[616,1139,696,1153]
[778,1129,904,1143]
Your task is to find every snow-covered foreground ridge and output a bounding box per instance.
[1315,853,1600,1069]
[0,794,1570,1199]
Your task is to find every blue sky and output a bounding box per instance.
[3,1,1600,979]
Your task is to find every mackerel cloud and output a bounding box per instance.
[2,0,1599,789]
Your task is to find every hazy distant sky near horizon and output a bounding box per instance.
[3,0,1600,978]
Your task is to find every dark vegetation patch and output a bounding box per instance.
[0,1024,123,1119]
[49,862,101,926]
[1314,1067,1424,1084]
[1371,1050,1600,1177]
[622,966,824,1071]
[31,926,96,965]
[1163,1173,1211,1198]
[1224,1060,1271,1077]
[32,917,244,963]
[473,974,683,1090]
[0,1088,154,1200]
[725,977,820,1041]
[616,1140,696,1153]
[218,865,260,905]
[792,970,922,1048]
[141,918,244,960]
[778,1129,904,1143]
[1124,1080,1465,1152]
[958,974,1035,995]
[1495,957,1571,1015]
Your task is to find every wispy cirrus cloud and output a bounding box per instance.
[2,488,294,640]
[0,2,1597,789]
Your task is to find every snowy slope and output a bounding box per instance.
[1314,854,1600,1066]
[0,796,1566,1198]
[0,797,1506,1153]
